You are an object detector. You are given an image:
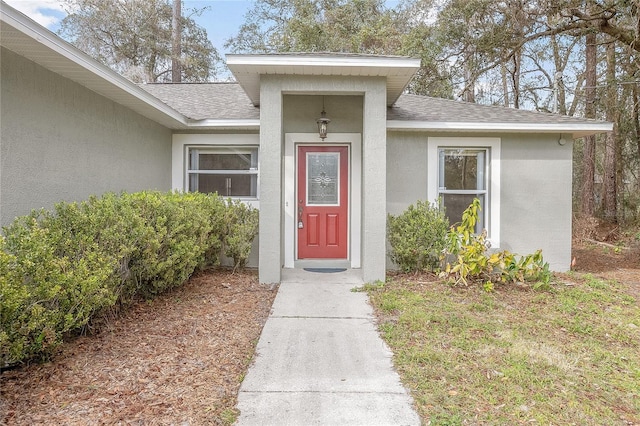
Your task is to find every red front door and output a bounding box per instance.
[297,146,348,259]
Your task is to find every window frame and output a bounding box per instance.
[187,146,259,199]
[428,137,501,247]
[172,134,260,206]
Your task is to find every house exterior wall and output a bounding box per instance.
[0,47,172,227]
[283,95,364,134]
[259,75,387,283]
[500,133,573,271]
[386,131,573,272]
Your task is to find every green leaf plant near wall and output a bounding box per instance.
[440,198,551,290]
[0,191,258,368]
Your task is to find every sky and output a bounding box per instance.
[3,0,254,56]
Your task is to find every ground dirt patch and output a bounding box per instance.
[572,239,640,298]
[0,269,276,425]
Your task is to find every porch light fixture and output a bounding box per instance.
[316,97,331,140]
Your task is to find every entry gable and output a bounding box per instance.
[226,53,421,107]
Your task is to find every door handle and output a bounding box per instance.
[298,205,304,229]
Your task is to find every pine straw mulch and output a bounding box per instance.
[572,239,640,299]
[0,269,277,426]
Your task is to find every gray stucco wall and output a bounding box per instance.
[386,131,573,271]
[283,95,363,134]
[386,133,428,216]
[1,47,172,226]
[500,134,573,271]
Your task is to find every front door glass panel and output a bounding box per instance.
[307,152,339,205]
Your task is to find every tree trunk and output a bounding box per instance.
[463,49,475,103]
[501,63,510,107]
[511,54,521,109]
[172,0,182,83]
[551,34,567,115]
[603,39,617,223]
[581,31,597,216]
[633,71,640,192]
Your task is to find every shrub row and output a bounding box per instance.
[0,191,258,367]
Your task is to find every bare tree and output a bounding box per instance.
[59,0,218,83]
[603,39,618,222]
[172,0,182,82]
[581,31,598,216]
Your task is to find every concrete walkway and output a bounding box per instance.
[235,269,420,426]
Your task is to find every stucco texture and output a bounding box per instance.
[386,132,573,272]
[1,47,172,226]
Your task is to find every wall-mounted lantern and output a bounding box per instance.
[316,98,330,140]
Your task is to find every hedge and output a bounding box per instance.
[0,191,258,367]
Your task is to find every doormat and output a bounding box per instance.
[303,268,347,273]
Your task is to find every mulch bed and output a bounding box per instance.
[0,269,277,425]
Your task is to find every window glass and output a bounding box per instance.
[440,149,485,190]
[187,147,258,198]
[441,194,485,231]
[307,152,339,205]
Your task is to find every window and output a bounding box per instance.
[427,137,500,246]
[438,148,488,233]
[187,147,258,198]
[439,148,487,233]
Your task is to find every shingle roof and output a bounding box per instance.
[139,82,259,120]
[388,94,599,125]
[138,82,607,130]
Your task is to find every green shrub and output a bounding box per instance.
[124,191,212,296]
[387,200,449,272]
[0,191,257,367]
[440,198,551,288]
[222,200,259,272]
[1,212,117,365]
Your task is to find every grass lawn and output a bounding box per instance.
[367,273,640,425]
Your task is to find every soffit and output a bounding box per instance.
[0,3,188,129]
[226,53,421,107]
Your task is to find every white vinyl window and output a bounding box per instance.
[438,148,488,233]
[428,137,500,246]
[187,146,258,199]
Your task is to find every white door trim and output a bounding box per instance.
[284,133,362,268]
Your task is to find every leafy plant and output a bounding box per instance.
[440,198,551,288]
[387,200,449,272]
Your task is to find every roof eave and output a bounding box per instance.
[186,119,260,130]
[1,2,188,129]
[386,120,613,138]
[226,53,422,68]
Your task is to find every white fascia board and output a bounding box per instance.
[1,4,188,127]
[226,54,421,70]
[386,120,613,138]
[186,119,260,130]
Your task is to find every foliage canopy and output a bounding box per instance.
[59,0,220,82]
